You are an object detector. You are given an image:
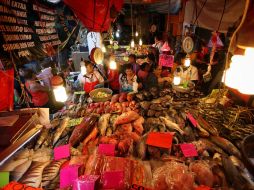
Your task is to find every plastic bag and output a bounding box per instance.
[153,162,194,190]
[189,161,214,187]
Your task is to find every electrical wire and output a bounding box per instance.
[217,0,227,31]
[193,0,208,25]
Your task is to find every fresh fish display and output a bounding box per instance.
[53,117,70,145]
[19,161,50,187]
[41,159,66,187]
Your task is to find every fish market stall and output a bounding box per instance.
[1,86,254,190]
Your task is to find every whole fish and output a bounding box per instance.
[41,159,66,187]
[159,116,184,135]
[53,117,70,146]
[98,113,111,136]
[45,175,60,190]
[222,156,252,190]
[196,123,210,137]
[0,149,33,171]
[183,125,196,142]
[83,126,98,145]
[210,136,241,158]
[197,116,219,136]
[19,161,50,188]
[199,138,227,156]
[136,134,147,160]
[69,114,98,146]
[32,148,52,162]
[12,159,32,181]
[35,127,49,150]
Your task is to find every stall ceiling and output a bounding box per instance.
[124,0,182,14]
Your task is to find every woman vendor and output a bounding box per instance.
[119,64,141,93]
[144,65,172,90]
[24,69,50,108]
[81,61,104,93]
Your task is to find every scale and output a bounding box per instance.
[182,36,194,54]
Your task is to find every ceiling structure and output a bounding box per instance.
[124,0,182,14]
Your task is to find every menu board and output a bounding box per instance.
[33,4,61,48]
[0,0,78,68]
[0,0,35,58]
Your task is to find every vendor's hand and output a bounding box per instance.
[164,77,172,82]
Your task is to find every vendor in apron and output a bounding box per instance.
[82,61,104,93]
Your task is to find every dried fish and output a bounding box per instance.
[35,127,49,150]
[32,148,52,162]
[41,159,66,187]
[53,117,70,146]
[19,161,50,187]
[210,136,241,158]
[45,174,60,190]
[98,113,111,136]
[0,149,33,171]
[12,159,32,181]
[159,116,184,135]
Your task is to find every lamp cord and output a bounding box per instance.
[131,0,133,37]
[193,0,208,25]
[217,0,227,31]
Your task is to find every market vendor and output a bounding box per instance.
[119,64,141,92]
[128,54,140,75]
[178,61,199,85]
[81,61,104,93]
[144,65,172,90]
[24,69,50,108]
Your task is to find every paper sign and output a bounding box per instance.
[102,171,124,189]
[0,172,9,188]
[73,175,100,190]
[60,165,80,188]
[54,144,70,160]
[98,144,115,156]
[195,185,211,190]
[187,113,198,127]
[159,54,174,68]
[180,143,198,157]
[146,132,173,149]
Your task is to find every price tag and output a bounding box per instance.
[60,165,80,188]
[54,144,70,160]
[195,185,211,190]
[146,132,173,149]
[187,113,198,127]
[180,143,198,157]
[159,54,174,67]
[0,172,9,187]
[98,144,115,156]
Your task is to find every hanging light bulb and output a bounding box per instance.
[81,65,87,75]
[184,57,191,67]
[173,76,181,85]
[135,31,138,37]
[131,39,135,48]
[110,39,113,45]
[139,38,143,46]
[53,86,68,102]
[109,60,117,70]
[116,31,120,38]
[102,45,106,53]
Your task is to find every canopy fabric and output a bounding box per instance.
[64,0,124,32]
[184,0,245,33]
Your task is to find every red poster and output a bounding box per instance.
[159,54,174,68]
[0,69,14,111]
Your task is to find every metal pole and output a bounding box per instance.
[131,0,134,37]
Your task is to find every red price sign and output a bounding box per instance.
[159,54,174,68]
[187,113,198,127]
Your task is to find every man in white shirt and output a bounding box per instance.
[36,61,53,88]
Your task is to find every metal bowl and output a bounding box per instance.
[89,88,113,102]
[172,81,195,93]
[241,133,254,176]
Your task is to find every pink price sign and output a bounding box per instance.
[180,143,198,157]
[159,54,174,68]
